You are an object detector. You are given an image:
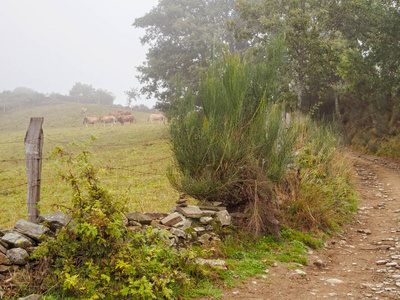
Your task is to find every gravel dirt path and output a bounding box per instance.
[218,153,400,300]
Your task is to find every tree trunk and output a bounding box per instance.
[334,89,342,123]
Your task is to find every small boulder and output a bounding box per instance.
[193,227,206,233]
[176,199,187,205]
[17,294,41,300]
[200,210,217,216]
[150,220,169,230]
[6,248,29,265]
[326,278,344,285]
[0,243,7,254]
[1,231,35,249]
[176,205,203,218]
[173,219,192,231]
[200,217,213,224]
[37,211,70,231]
[161,212,184,226]
[198,233,212,245]
[0,252,11,265]
[128,220,142,227]
[125,212,153,225]
[196,258,226,269]
[198,205,227,212]
[169,228,186,239]
[216,210,231,226]
[0,240,8,249]
[14,219,50,242]
[0,228,11,237]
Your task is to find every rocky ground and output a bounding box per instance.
[218,153,400,300]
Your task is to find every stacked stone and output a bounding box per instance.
[158,198,231,247]
[176,193,188,207]
[120,201,232,248]
[0,200,232,276]
[0,212,70,278]
[0,220,49,277]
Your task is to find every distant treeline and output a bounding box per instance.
[0,84,153,113]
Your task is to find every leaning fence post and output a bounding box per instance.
[24,117,44,223]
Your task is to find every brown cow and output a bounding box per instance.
[99,116,116,126]
[83,117,99,127]
[116,114,135,125]
[148,114,166,123]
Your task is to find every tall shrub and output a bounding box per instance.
[168,39,297,234]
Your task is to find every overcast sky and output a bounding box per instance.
[0,0,159,107]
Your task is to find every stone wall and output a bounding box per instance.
[0,196,232,279]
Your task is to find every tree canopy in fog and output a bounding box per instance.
[69,82,115,105]
[133,0,240,111]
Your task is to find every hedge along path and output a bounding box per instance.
[214,153,400,300]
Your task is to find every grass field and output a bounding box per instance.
[0,102,180,228]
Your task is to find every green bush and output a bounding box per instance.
[29,138,210,299]
[168,40,298,235]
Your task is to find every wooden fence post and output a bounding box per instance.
[24,117,44,223]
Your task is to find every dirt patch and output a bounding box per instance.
[215,153,400,300]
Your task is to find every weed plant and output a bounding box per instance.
[27,139,210,299]
[277,118,358,233]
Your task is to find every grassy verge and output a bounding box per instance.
[0,103,178,228]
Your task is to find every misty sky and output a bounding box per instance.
[0,1,159,107]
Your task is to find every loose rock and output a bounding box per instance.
[125,212,153,225]
[216,210,231,226]
[14,219,50,242]
[160,212,184,226]
[1,232,35,249]
[6,248,29,265]
[176,205,203,218]
[37,211,70,231]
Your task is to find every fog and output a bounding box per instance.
[0,0,159,107]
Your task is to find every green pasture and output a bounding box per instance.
[0,102,179,228]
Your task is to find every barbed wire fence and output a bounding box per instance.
[0,135,173,193]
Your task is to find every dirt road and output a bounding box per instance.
[220,154,400,300]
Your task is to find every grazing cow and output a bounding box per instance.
[108,112,120,117]
[81,107,87,115]
[83,117,99,127]
[118,110,133,116]
[99,116,116,126]
[148,114,166,123]
[116,114,135,125]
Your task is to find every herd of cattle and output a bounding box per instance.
[82,109,166,127]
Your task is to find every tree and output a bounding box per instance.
[94,89,115,106]
[332,0,400,141]
[229,0,347,112]
[124,87,140,108]
[69,82,96,102]
[12,87,36,95]
[69,83,115,105]
[133,0,241,112]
